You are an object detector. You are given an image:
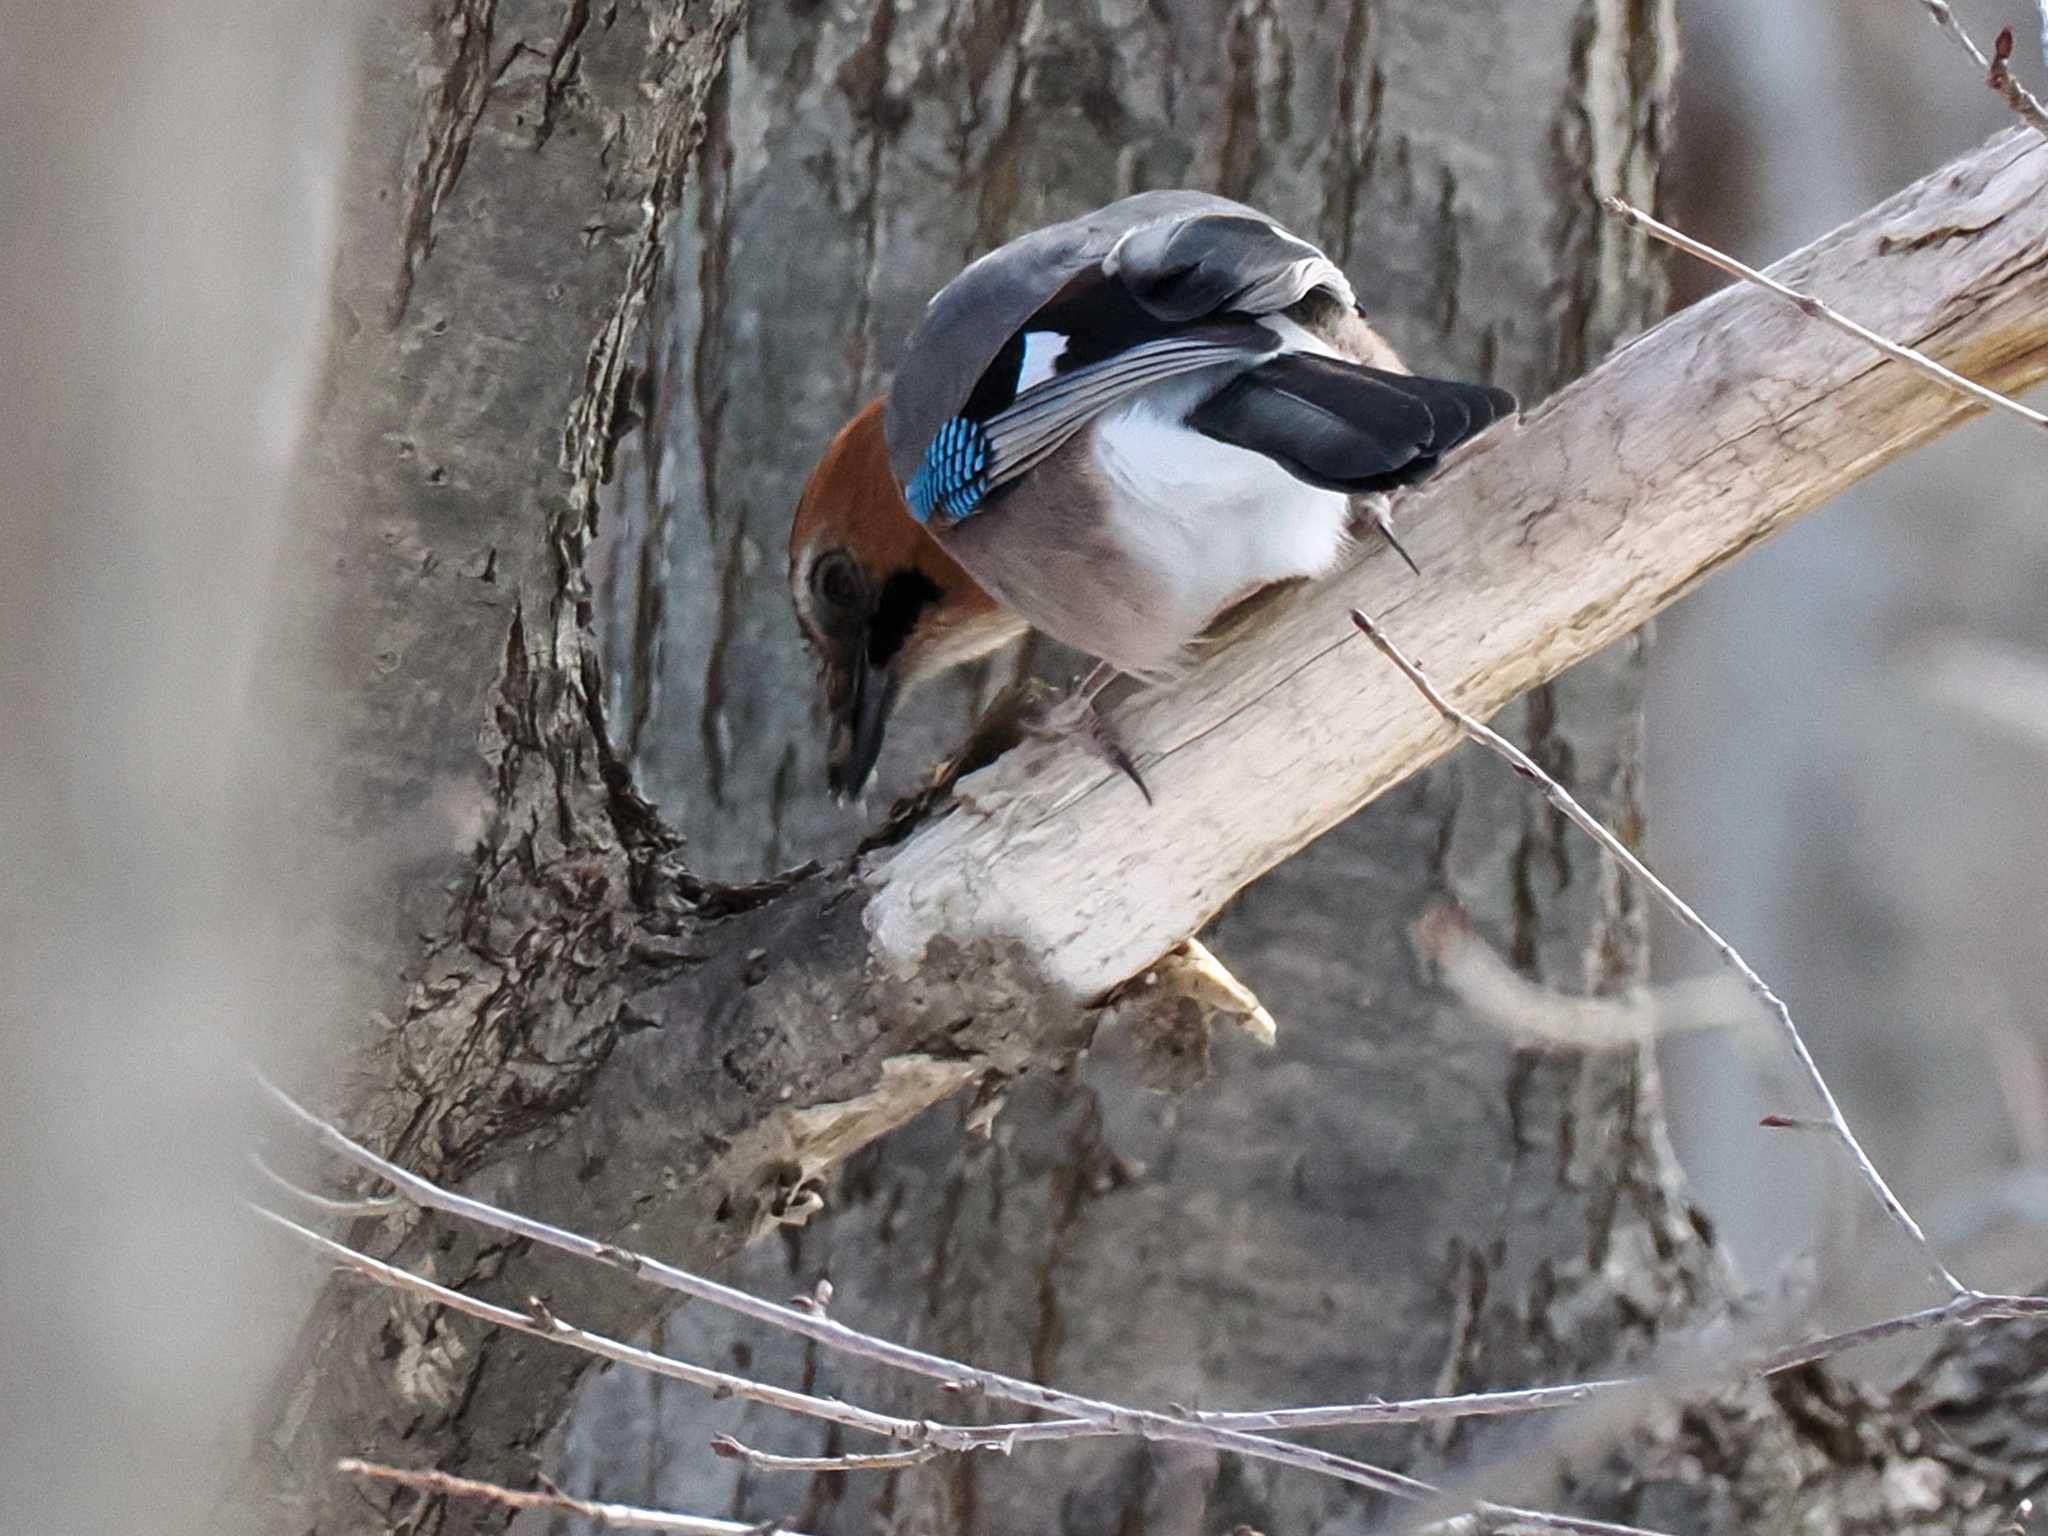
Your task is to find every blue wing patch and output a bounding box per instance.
[905,416,989,524]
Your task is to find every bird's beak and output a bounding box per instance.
[824,637,900,802]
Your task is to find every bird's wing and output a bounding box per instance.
[903,319,1279,523]
[1103,209,1353,323]
[889,193,1362,524]
[876,189,1343,487]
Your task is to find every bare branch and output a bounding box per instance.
[1347,608,1970,1298]
[860,129,2048,1026]
[1413,900,1764,1047]
[710,1434,942,1473]
[249,1153,403,1218]
[259,1083,1675,1536]
[1601,195,2048,434]
[251,1205,969,1451]
[264,1080,2048,1526]
[1914,1,2048,135]
[1196,1291,2048,1438]
[336,1459,817,1536]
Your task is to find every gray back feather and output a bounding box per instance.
[883,192,1352,486]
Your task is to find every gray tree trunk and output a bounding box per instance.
[243,3,2045,1534]
[566,3,2025,1533]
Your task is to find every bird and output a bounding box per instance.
[789,190,1515,801]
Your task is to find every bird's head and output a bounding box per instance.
[790,399,1020,800]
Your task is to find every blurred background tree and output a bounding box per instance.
[1651,0,2048,1311]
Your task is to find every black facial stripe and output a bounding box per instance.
[865,567,944,669]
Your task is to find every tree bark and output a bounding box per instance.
[253,3,2048,1534]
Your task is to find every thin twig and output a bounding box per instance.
[1190,1289,2048,1437]
[266,1186,2048,1448]
[250,1153,403,1218]
[257,1080,1674,1536]
[261,1195,1637,1453]
[1347,609,1971,1299]
[1190,1381,1625,1435]
[251,1205,982,1451]
[258,1083,2048,1528]
[1601,196,2048,435]
[1914,0,2048,135]
[711,1434,942,1472]
[337,1459,817,1536]
[1992,24,2048,138]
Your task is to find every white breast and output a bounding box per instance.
[1088,384,1352,642]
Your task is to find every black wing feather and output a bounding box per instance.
[1111,214,1321,321]
[1188,356,1514,493]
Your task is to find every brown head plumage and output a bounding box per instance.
[789,399,1024,798]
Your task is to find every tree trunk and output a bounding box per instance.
[574,1,1705,1530]
[246,2,2048,1533]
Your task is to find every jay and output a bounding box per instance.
[790,190,1515,800]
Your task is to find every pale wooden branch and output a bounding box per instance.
[336,1459,817,1536]
[1600,194,2048,433]
[1413,900,1764,1048]
[1915,1,2048,135]
[860,128,2048,1024]
[1349,606,1968,1298]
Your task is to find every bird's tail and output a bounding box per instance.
[1187,353,1515,495]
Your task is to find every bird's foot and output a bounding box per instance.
[1028,676,1152,805]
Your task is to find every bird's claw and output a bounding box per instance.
[1355,492,1421,575]
[1029,687,1153,804]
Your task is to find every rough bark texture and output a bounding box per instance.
[251,2,2048,1533]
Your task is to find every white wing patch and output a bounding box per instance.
[1015,330,1070,393]
[1257,313,1346,360]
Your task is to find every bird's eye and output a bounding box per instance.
[809,550,864,613]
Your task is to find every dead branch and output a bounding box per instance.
[249,1154,403,1219]
[337,1460,815,1536]
[709,1435,941,1473]
[252,1206,974,1450]
[264,1085,2048,1532]
[262,1090,1680,1535]
[1413,900,1765,1047]
[861,128,2048,1025]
